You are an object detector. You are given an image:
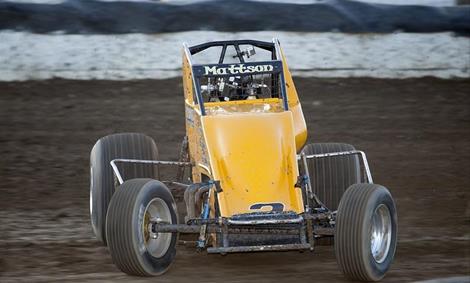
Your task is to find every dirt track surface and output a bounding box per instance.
[0,78,469,282]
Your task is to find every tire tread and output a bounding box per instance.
[335,183,396,281]
[106,179,177,276]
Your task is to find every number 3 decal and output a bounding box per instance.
[249,203,284,213]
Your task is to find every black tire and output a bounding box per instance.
[106,178,178,276]
[301,143,361,211]
[335,184,397,282]
[90,133,159,245]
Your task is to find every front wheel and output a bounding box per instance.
[106,178,178,276]
[335,184,397,281]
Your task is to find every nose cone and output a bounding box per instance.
[202,111,304,217]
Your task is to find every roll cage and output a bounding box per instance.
[188,40,277,63]
[184,39,289,115]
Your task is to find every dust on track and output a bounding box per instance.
[0,78,469,282]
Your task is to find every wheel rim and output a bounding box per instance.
[143,198,172,258]
[89,166,93,217]
[370,204,392,263]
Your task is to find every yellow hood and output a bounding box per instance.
[201,111,304,217]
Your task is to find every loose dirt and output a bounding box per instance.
[0,78,469,282]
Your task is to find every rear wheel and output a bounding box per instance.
[301,143,361,245]
[106,178,178,276]
[335,183,397,281]
[90,133,159,245]
[301,143,361,211]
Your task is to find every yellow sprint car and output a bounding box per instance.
[90,39,397,281]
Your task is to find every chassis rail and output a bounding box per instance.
[154,223,304,235]
[299,149,373,183]
[207,244,311,254]
[110,158,192,185]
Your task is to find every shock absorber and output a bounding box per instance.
[197,200,211,250]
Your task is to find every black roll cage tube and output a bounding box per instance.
[189,40,277,64]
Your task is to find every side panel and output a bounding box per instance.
[278,44,308,152]
[182,48,194,104]
[185,103,211,183]
[183,49,211,183]
[201,112,304,217]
